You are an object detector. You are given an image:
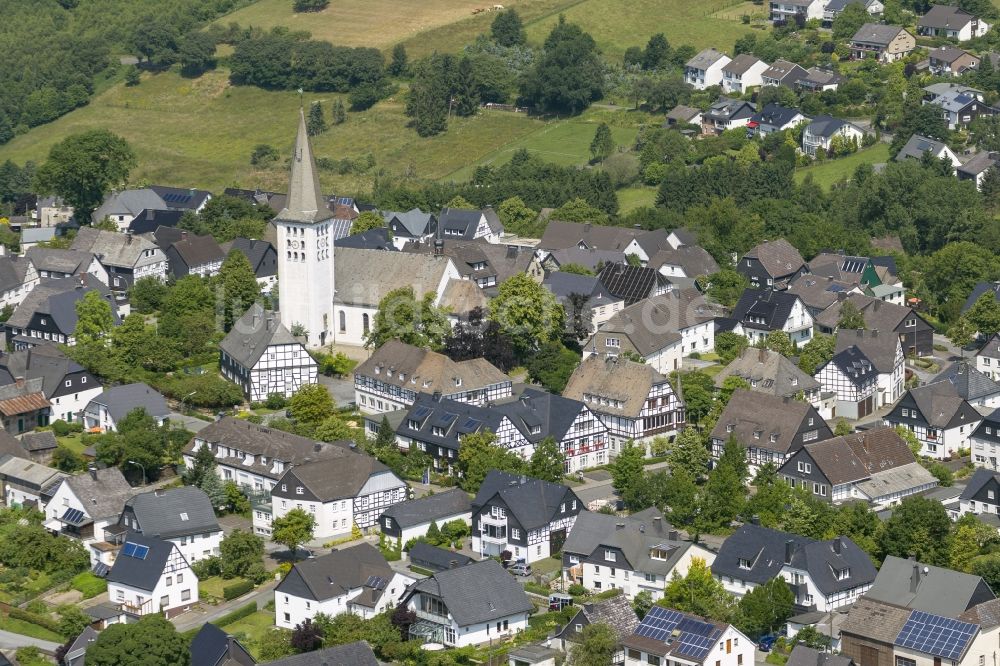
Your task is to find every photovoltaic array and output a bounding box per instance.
[634,606,723,661]
[894,611,978,660]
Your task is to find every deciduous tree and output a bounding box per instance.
[879,496,952,566]
[491,9,526,47]
[86,614,189,666]
[366,286,450,350]
[660,558,736,621]
[569,622,618,666]
[737,577,794,639]
[288,384,335,424]
[456,431,524,491]
[528,436,565,482]
[272,508,316,561]
[34,130,135,221]
[489,274,565,358]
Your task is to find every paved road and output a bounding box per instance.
[573,461,670,506]
[318,374,356,407]
[171,581,278,633]
[0,630,61,652]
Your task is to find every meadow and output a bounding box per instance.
[793,143,891,189]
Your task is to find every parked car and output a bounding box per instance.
[509,560,532,577]
[758,634,779,652]
[549,593,574,611]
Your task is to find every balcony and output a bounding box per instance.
[415,608,450,624]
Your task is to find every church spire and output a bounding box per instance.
[276,108,333,224]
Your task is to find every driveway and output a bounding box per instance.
[171,581,277,633]
[318,375,356,408]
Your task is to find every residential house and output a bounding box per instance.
[403,238,540,292]
[541,247,628,273]
[19,228,56,252]
[265,642,379,666]
[923,83,987,130]
[117,486,222,564]
[749,104,809,136]
[665,105,704,127]
[802,115,866,156]
[353,339,512,415]
[777,428,937,507]
[850,24,916,62]
[0,379,50,434]
[275,543,412,628]
[106,534,198,618]
[918,5,990,41]
[266,454,407,540]
[543,271,621,334]
[127,209,184,235]
[379,488,472,550]
[437,207,502,243]
[0,344,102,424]
[596,262,672,306]
[721,55,769,94]
[44,466,138,564]
[563,356,686,453]
[148,185,211,214]
[970,408,1000,469]
[188,623,255,666]
[219,304,318,401]
[702,98,757,135]
[471,470,583,564]
[711,523,876,609]
[336,227,397,252]
[181,416,351,496]
[71,227,167,291]
[83,382,169,433]
[806,252,900,290]
[393,388,610,474]
[976,332,1000,381]
[940,362,1000,409]
[685,49,732,89]
[621,229,678,265]
[158,230,225,278]
[646,245,720,283]
[884,381,982,459]
[622,606,754,666]
[91,189,172,230]
[34,196,73,228]
[738,239,806,289]
[762,59,810,88]
[552,593,639,664]
[332,247,460,346]
[710,389,833,471]
[24,248,107,287]
[402,558,532,647]
[0,455,65,509]
[731,288,814,345]
[714,347,831,418]
[866,554,996,615]
[383,209,437,249]
[958,150,1000,189]
[815,294,934,357]
[957,467,1000,518]
[221,238,277,290]
[669,228,699,248]
[771,0,824,23]
[835,328,905,408]
[407,542,475,573]
[928,46,981,77]
[796,67,845,92]
[823,0,884,24]
[562,509,716,600]
[5,277,120,349]
[894,134,962,167]
[0,255,38,311]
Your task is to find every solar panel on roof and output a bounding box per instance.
[895,610,978,661]
[92,562,109,578]
[61,507,85,525]
[365,575,387,590]
[411,406,431,420]
[121,542,150,560]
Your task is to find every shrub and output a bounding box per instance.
[213,601,258,627]
[7,607,61,635]
[246,562,270,585]
[192,556,222,579]
[71,571,108,599]
[265,393,287,410]
[568,583,587,596]
[223,579,254,600]
[51,420,72,437]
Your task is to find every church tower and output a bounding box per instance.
[274,109,335,347]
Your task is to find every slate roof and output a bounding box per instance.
[408,542,474,570]
[71,227,160,270]
[960,598,1000,629]
[383,209,436,238]
[825,346,877,388]
[0,256,32,294]
[265,641,378,666]
[957,151,1000,178]
[979,333,1000,361]
[686,48,729,70]
[91,189,166,223]
[799,68,844,89]
[405,558,532,626]
[539,221,637,251]
[221,238,278,277]
[841,596,912,644]
[806,115,856,139]
[646,245,720,278]
[722,53,765,76]
[219,304,301,369]
[585,289,722,355]
[705,98,756,123]
[6,277,117,334]
[852,23,909,45]
[940,363,1000,402]
[128,209,185,235]
[106,533,175,591]
[963,282,1000,314]
[826,0,878,10]
[274,110,334,226]
[438,208,486,240]
[380,488,471,528]
[333,247,453,307]
[403,238,534,287]
[597,262,668,305]
[276,543,394,603]
[89,382,169,424]
[0,344,97,400]
[334,227,396,251]
[710,389,827,454]
[166,233,225,271]
[355,340,510,395]
[62,466,138,520]
[473,470,576,531]
[563,509,693,577]
[18,431,56,453]
[563,355,674,419]
[960,467,1000,501]
[714,347,820,397]
[555,593,640,643]
[815,293,921,332]
[189,623,255,666]
[665,105,703,123]
[279,453,401,502]
[750,104,806,129]
[762,59,809,85]
[546,247,628,271]
[787,644,853,666]
[65,626,99,666]
[124,486,220,540]
[866,555,996,616]
[929,45,973,64]
[744,239,805,279]
[731,288,806,332]
[149,185,211,212]
[896,135,953,162]
[919,5,979,29]
[543,271,612,306]
[24,248,93,276]
[905,381,976,429]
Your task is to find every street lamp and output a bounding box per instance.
[181,391,197,416]
[128,460,146,487]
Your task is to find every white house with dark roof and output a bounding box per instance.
[731,288,813,344]
[883,380,982,459]
[401,558,533,647]
[749,104,809,136]
[959,151,1000,190]
[157,229,225,278]
[472,470,583,564]
[738,238,806,289]
[715,347,826,414]
[895,134,962,167]
[275,543,412,628]
[71,227,167,291]
[116,486,222,564]
[815,345,879,420]
[5,277,121,350]
[91,189,171,230]
[623,606,753,666]
[802,115,866,157]
[684,49,732,90]
[0,344,102,424]
[83,382,169,433]
[721,54,769,94]
[219,304,318,401]
[25,248,105,283]
[976,333,1000,381]
[957,467,1000,518]
[865,554,995,615]
[107,533,198,618]
[823,0,884,23]
[762,59,810,88]
[437,207,502,243]
[918,5,990,41]
[379,488,471,550]
[383,209,437,249]
[711,523,876,609]
[562,509,715,600]
[770,0,825,23]
[0,255,38,311]
[222,238,278,290]
[266,453,407,540]
[702,98,757,135]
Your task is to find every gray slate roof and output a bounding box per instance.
[355,339,510,396]
[7,277,118,334]
[715,347,820,398]
[24,248,93,275]
[62,466,138,520]
[0,344,97,400]
[274,110,334,226]
[865,555,996,616]
[852,23,909,45]
[91,189,166,224]
[383,209,436,238]
[584,289,722,355]
[806,115,856,139]
[333,247,453,307]
[0,256,32,294]
[405,558,532,626]
[896,135,952,162]
[89,382,169,424]
[280,454,402,502]
[744,239,805,278]
[189,622,255,666]
[380,488,471,528]
[686,48,729,70]
[276,543,394,603]
[546,247,628,271]
[722,53,764,76]
[219,304,302,368]
[473,470,578,531]
[919,5,979,29]
[124,486,220,540]
[563,510,692,577]
[710,389,830,454]
[555,593,640,643]
[940,363,1000,402]
[106,533,175,591]
[265,641,378,666]
[71,227,160,269]
[407,542,474,570]
[647,245,720,278]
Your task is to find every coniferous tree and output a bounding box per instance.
[332,99,346,125]
[590,123,615,162]
[307,101,327,136]
[454,57,479,117]
[389,44,409,76]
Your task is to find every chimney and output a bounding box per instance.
[784,540,795,565]
[126,231,132,245]
[872,329,878,337]
[181,230,188,241]
[432,391,442,402]
[267,316,274,331]
[837,292,847,301]
[910,560,921,593]
[758,347,766,363]
[832,537,842,554]
[668,529,679,541]
[88,464,98,481]
[615,522,626,530]
[434,239,444,256]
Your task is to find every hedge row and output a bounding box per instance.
[7,607,61,636]
[222,580,254,601]
[214,601,258,627]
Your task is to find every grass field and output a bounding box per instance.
[222,610,277,659]
[0,68,549,193]
[524,0,757,61]
[56,433,87,456]
[793,143,891,189]
[618,185,657,212]
[0,615,63,642]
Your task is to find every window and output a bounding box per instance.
[648,656,662,666]
[605,338,620,348]
[160,595,169,608]
[177,573,183,583]
[64,380,71,387]
[605,550,617,562]
[738,557,752,570]
[181,589,191,601]
[295,487,304,495]
[116,590,124,601]
[572,500,577,510]
[797,461,804,472]
[991,490,996,500]
[511,528,520,540]
[906,319,916,327]
[896,658,917,666]
[839,568,851,580]
[166,576,173,586]
[902,408,909,417]
[804,463,811,474]
[560,503,566,513]
[280,484,287,492]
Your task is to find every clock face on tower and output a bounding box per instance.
[290,240,300,250]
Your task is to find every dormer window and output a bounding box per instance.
[791,377,798,386]
[770,434,778,443]
[604,550,617,562]
[738,557,752,570]
[179,512,189,521]
[650,547,669,561]
[753,430,762,439]
[530,425,541,435]
[838,568,851,580]
[408,419,420,430]
[727,424,734,433]
[296,487,304,495]
[432,426,445,437]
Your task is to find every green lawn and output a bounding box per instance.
[199,576,246,601]
[618,185,657,212]
[0,615,63,642]
[222,610,277,660]
[793,143,891,189]
[56,433,87,456]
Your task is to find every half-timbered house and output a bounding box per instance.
[815,345,879,420]
[106,534,198,619]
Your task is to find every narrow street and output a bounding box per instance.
[170,580,278,633]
